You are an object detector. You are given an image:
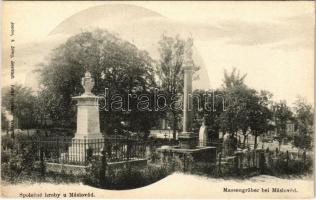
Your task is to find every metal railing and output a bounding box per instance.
[21,136,164,166]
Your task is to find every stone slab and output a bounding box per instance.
[46,158,148,175]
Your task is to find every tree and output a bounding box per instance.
[223,68,247,89]
[35,89,58,129]
[248,91,273,149]
[220,68,248,138]
[272,101,293,149]
[220,68,272,149]
[293,97,313,149]
[156,34,198,140]
[293,97,313,135]
[234,87,259,147]
[39,29,158,136]
[1,111,9,132]
[2,85,37,137]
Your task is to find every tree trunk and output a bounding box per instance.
[278,140,282,151]
[254,131,258,149]
[242,129,247,147]
[243,134,247,148]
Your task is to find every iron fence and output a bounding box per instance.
[21,136,166,166]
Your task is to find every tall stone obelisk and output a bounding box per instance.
[178,64,198,149]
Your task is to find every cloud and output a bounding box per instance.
[49,3,313,52]
[184,12,313,50]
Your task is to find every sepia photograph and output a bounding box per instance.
[1,1,315,198]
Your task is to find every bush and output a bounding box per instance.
[1,137,43,183]
[293,135,312,149]
[1,135,15,150]
[1,151,10,163]
[1,153,24,182]
[84,158,171,190]
[263,154,313,176]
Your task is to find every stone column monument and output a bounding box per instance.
[67,71,104,161]
[156,53,217,169]
[178,65,198,149]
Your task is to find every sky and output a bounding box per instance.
[2,1,314,106]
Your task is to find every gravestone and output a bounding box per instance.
[198,120,208,147]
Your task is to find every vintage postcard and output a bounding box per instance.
[1,1,315,199]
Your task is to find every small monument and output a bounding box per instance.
[68,71,104,161]
[198,119,208,147]
[222,133,237,156]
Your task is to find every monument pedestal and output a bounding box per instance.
[178,132,198,149]
[157,146,217,171]
[67,138,104,163]
[72,96,103,140]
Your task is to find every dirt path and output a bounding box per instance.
[2,173,314,198]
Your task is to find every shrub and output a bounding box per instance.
[263,155,313,176]
[293,135,312,149]
[1,135,15,150]
[1,153,24,182]
[84,158,171,190]
[84,156,103,187]
[1,151,10,163]
[1,137,43,183]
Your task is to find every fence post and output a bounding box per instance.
[240,153,244,169]
[115,129,118,160]
[86,147,93,165]
[100,147,107,186]
[234,153,239,174]
[40,144,45,178]
[182,154,187,172]
[57,138,60,163]
[127,136,131,161]
[252,151,256,168]
[266,148,270,168]
[84,137,87,165]
[286,150,289,172]
[302,150,306,172]
[247,151,251,168]
[218,152,222,176]
[259,150,265,174]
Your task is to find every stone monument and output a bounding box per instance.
[72,71,103,140]
[178,65,198,149]
[157,51,217,171]
[68,71,104,162]
[198,119,208,147]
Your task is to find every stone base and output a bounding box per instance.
[46,162,87,176]
[67,137,104,163]
[46,158,148,175]
[157,146,217,171]
[73,133,104,140]
[178,132,198,149]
